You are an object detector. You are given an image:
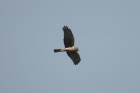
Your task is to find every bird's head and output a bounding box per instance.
[72,46,79,51]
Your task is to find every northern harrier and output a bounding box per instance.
[54,26,81,65]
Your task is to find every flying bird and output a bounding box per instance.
[54,26,81,65]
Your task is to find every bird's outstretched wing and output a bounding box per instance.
[67,51,81,65]
[63,26,74,47]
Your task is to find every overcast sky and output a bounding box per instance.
[0,0,140,93]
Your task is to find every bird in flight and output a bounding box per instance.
[54,26,81,65]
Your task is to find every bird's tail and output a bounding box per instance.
[54,49,62,52]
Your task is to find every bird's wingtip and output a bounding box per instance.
[63,25,69,30]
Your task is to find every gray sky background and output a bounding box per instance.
[0,0,140,93]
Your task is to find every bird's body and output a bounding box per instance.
[54,26,81,65]
[54,46,78,52]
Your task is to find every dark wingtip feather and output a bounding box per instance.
[63,25,69,30]
[74,63,78,65]
[74,61,80,65]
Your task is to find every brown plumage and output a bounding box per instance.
[54,26,81,65]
